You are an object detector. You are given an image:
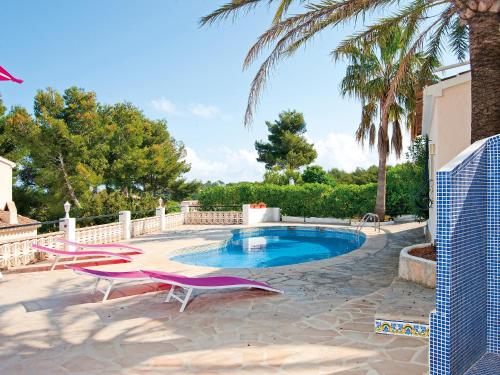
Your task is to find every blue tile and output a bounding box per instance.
[430,135,500,374]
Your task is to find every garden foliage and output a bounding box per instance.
[200,161,424,218]
[0,90,197,221]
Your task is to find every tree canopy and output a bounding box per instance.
[302,165,333,185]
[329,166,379,185]
[255,110,317,171]
[0,88,199,221]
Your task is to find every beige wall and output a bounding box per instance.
[422,73,471,241]
[0,157,15,210]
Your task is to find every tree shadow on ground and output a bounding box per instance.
[0,225,428,374]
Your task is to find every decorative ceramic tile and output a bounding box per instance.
[374,319,429,338]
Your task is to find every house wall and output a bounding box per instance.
[422,73,471,241]
[0,157,15,210]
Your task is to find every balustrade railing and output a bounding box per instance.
[0,231,64,269]
[185,210,243,225]
[0,206,185,271]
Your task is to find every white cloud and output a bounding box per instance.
[150,99,224,120]
[189,104,220,119]
[183,132,410,183]
[314,131,409,172]
[185,147,264,182]
[151,97,179,115]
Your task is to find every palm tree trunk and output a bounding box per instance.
[469,12,500,142]
[375,106,389,220]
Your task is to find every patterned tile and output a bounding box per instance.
[374,319,429,338]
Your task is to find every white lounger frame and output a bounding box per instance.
[152,277,283,312]
[71,270,148,302]
[93,275,151,302]
[50,253,128,271]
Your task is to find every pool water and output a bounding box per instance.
[171,226,365,268]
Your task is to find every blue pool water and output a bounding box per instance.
[171,226,365,268]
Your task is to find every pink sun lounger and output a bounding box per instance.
[65,265,283,311]
[57,238,144,254]
[32,244,132,271]
[143,270,284,312]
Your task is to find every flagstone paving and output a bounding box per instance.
[0,222,430,374]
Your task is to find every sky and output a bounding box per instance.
[1,0,458,182]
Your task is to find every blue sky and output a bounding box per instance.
[1,1,459,182]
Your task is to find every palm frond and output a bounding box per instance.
[369,123,377,147]
[333,0,447,54]
[241,0,403,124]
[200,0,266,26]
[356,101,378,147]
[384,5,456,111]
[378,123,389,155]
[391,119,403,157]
[244,2,343,69]
[449,15,469,61]
[273,0,297,24]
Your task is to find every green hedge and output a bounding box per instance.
[199,162,421,218]
[198,183,377,218]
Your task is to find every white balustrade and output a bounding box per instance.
[0,204,185,271]
[185,211,243,225]
[0,231,64,269]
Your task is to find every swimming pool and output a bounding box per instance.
[171,226,365,268]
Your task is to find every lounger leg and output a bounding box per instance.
[102,280,115,302]
[92,278,101,293]
[165,285,176,302]
[179,288,193,313]
[50,255,60,271]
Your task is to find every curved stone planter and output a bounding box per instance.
[399,243,436,288]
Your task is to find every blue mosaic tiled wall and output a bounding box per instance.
[430,135,500,374]
[487,137,500,354]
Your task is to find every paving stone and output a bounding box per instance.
[0,222,430,373]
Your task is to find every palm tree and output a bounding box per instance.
[201,0,499,142]
[334,27,437,218]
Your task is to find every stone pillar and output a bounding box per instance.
[180,202,190,214]
[156,206,166,231]
[59,217,76,252]
[119,210,131,240]
[242,204,251,225]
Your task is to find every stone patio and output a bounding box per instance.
[0,222,431,374]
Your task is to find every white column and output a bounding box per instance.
[156,206,166,231]
[59,217,76,252]
[268,207,281,222]
[119,211,131,240]
[180,202,190,225]
[242,204,251,225]
[180,203,190,214]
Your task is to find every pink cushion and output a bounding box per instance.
[32,244,132,261]
[57,238,143,253]
[66,266,147,279]
[142,270,275,290]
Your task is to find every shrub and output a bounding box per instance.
[302,165,334,185]
[199,182,377,218]
[386,164,416,217]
